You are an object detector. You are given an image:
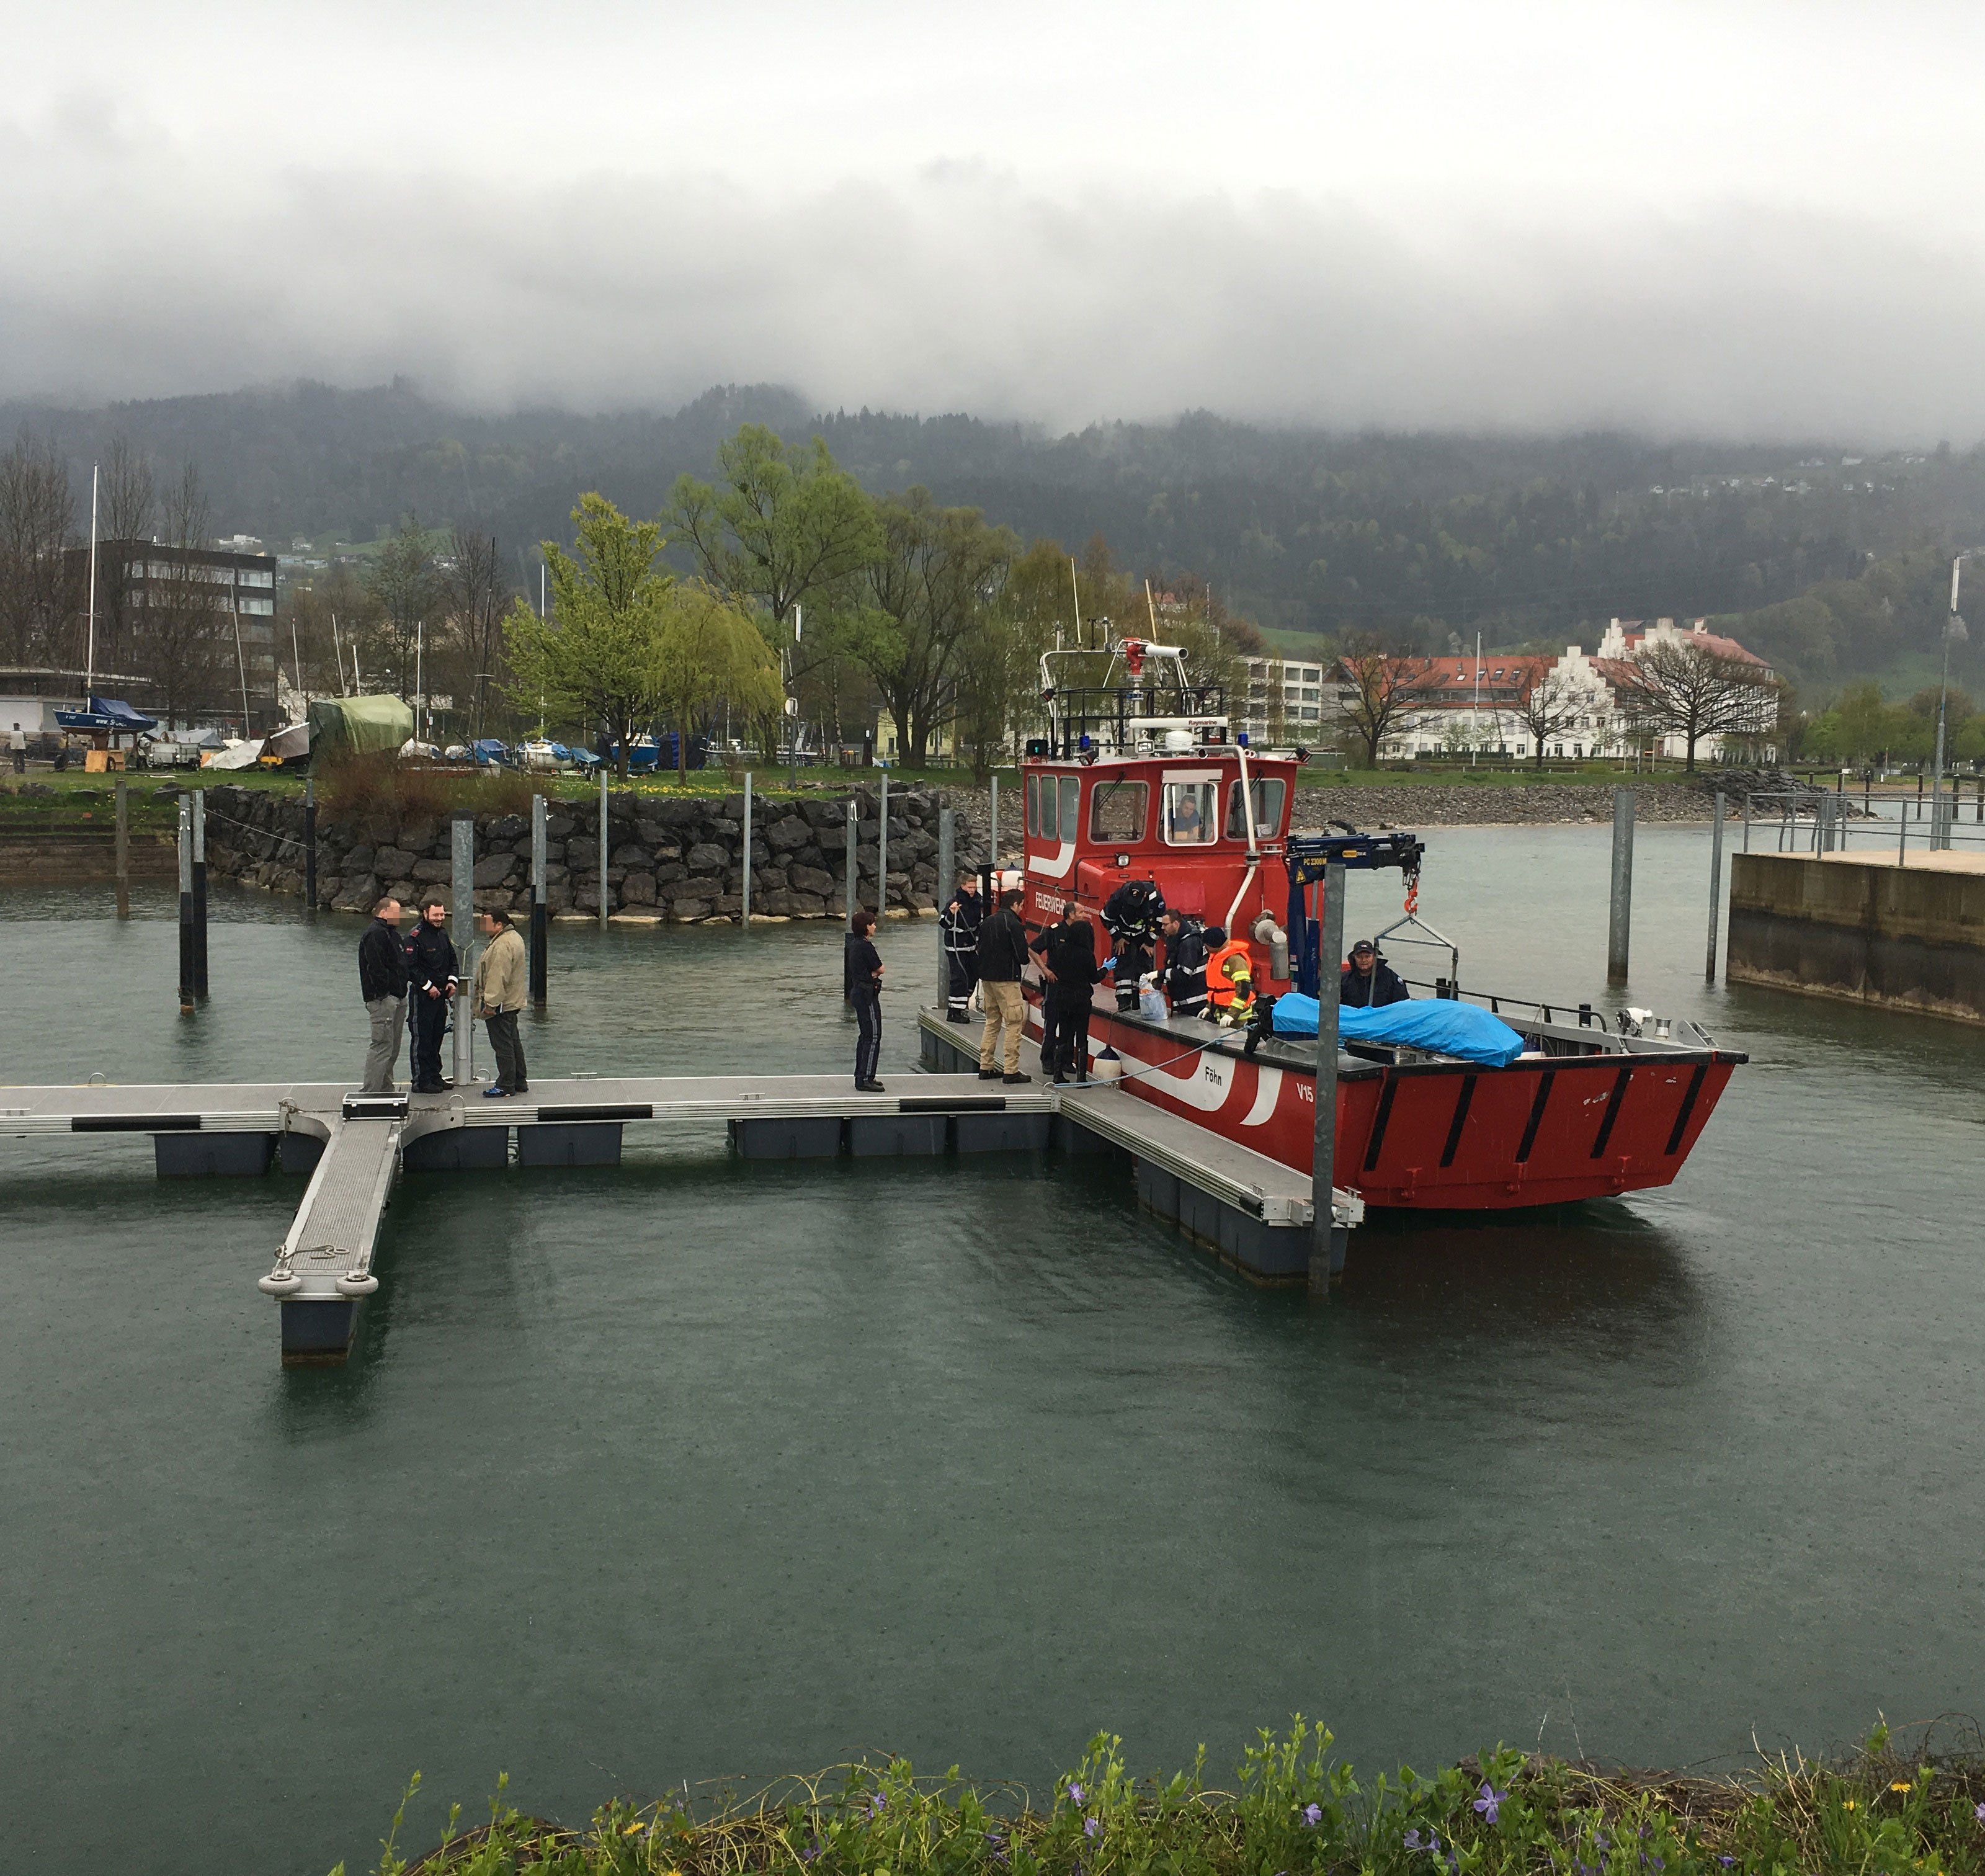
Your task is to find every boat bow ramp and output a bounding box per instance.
[0,1051,1357,1365]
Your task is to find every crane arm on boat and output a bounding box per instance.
[1283,829,1425,880]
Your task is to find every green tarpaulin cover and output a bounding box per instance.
[307,694,414,757]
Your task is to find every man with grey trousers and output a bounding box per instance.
[357,896,409,1092]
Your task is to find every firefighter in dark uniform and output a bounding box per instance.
[939,870,984,1022]
[1159,909,1214,1019]
[404,895,460,1092]
[1100,878,1166,1011]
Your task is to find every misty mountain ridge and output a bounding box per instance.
[7,378,1983,691]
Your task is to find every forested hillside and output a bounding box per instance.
[6,380,1983,694]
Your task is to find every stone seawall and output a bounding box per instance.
[1289,781,1723,829]
[187,778,1719,917]
[201,785,1004,921]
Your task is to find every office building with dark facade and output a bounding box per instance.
[63,539,281,731]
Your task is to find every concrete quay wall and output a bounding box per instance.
[1727,851,1985,1024]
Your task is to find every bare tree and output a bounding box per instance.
[1615,637,1782,771]
[133,466,230,730]
[94,437,156,675]
[365,516,439,697]
[1504,669,1588,766]
[0,429,82,668]
[445,527,511,738]
[1332,634,1443,766]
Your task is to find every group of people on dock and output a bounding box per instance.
[357,895,529,1098]
[352,874,1406,1101]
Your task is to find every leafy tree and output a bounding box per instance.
[648,581,783,779]
[501,494,673,779]
[664,427,883,716]
[834,488,1018,766]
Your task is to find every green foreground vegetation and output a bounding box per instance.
[341,1723,1985,1876]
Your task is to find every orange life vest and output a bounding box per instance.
[1205,939,1254,1007]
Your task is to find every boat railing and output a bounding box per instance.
[1388,975,1715,1052]
[1039,684,1228,758]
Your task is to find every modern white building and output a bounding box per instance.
[1239,654,1329,741]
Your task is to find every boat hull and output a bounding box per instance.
[1030,998,1736,1210]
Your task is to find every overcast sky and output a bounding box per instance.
[5,0,1985,439]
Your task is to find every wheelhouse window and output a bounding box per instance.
[1029,773,1083,841]
[1089,779,1148,843]
[1225,777,1287,839]
[1056,775,1079,842]
[1162,779,1217,844]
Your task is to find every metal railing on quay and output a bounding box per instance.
[1734,785,1985,859]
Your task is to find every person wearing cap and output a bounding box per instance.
[1340,939,1408,1008]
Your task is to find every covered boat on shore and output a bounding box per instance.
[1014,632,1741,1210]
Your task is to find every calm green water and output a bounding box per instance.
[3,826,1981,1876]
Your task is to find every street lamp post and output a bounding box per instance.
[1934,554,1973,851]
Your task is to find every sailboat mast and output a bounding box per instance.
[86,463,99,704]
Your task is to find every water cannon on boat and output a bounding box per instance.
[1037,625,1228,758]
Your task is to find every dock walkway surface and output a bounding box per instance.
[0,1047,1345,1365]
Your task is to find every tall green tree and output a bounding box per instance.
[664,426,883,731]
[649,582,784,779]
[501,494,672,779]
[835,488,1017,766]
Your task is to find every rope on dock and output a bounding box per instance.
[200,808,311,852]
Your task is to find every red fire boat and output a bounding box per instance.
[1010,630,1742,1212]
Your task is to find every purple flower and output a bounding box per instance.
[1084,1818,1100,1839]
[1068,1784,1086,1806]
[1718,1860,1735,1868]
[1404,1829,1424,1851]
[863,1793,886,1820]
[800,1839,822,1864]
[1976,1801,1985,1824]
[1473,1781,1508,1826]
[1303,1803,1323,1827]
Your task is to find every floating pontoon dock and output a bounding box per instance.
[1,1034,1357,1367]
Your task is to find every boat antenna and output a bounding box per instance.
[1144,578,1159,636]
[1068,556,1082,648]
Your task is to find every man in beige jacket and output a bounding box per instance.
[472,906,530,1096]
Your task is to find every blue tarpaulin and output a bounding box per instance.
[1271,993,1527,1066]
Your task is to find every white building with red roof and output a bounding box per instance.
[1347,618,1779,763]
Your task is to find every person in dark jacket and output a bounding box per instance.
[1101,878,1165,1011]
[1341,939,1409,1008]
[845,908,886,1091]
[357,896,409,1092]
[939,872,984,1021]
[975,887,1032,1083]
[1034,903,1101,1084]
[1159,909,1212,1019]
[404,895,460,1093]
